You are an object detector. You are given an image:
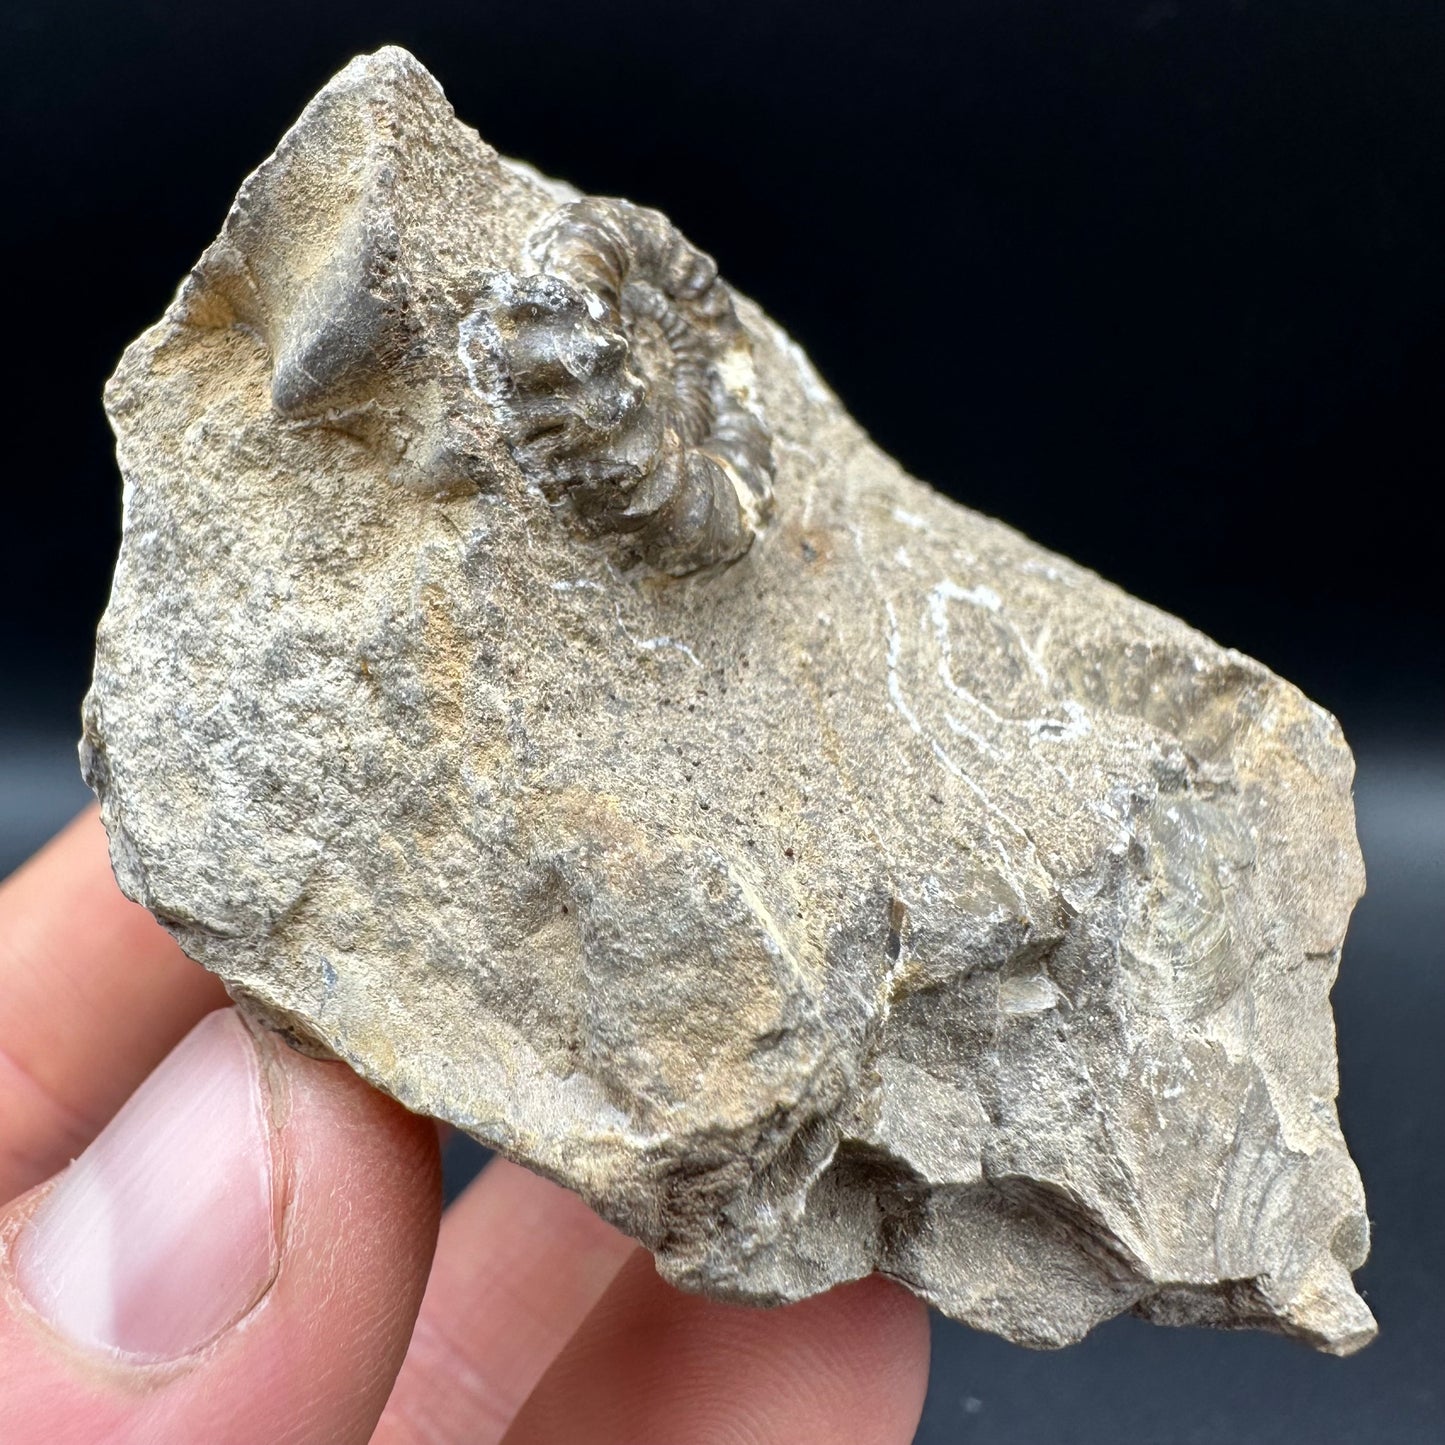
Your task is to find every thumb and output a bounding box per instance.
[0,1008,440,1445]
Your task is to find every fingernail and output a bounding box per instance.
[13,1009,279,1361]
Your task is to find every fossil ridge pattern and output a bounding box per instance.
[464,197,775,575]
[83,48,1375,1355]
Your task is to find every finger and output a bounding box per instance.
[0,1008,441,1445]
[375,1157,639,1445]
[0,806,227,1201]
[504,1255,932,1445]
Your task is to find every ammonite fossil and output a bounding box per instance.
[462,198,775,576]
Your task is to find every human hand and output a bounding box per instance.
[0,809,930,1443]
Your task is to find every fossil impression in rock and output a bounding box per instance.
[84,48,1375,1354]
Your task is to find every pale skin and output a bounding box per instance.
[0,809,931,1444]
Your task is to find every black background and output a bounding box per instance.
[2,3,1441,1441]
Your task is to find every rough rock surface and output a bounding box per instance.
[84,48,1375,1353]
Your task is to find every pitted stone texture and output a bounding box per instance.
[84,48,1374,1354]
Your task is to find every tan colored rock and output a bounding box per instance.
[84,48,1374,1353]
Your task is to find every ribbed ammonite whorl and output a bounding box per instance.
[463,198,775,576]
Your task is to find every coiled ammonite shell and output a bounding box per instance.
[463,198,775,575]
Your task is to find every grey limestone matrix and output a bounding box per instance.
[84,48,1375,1354]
